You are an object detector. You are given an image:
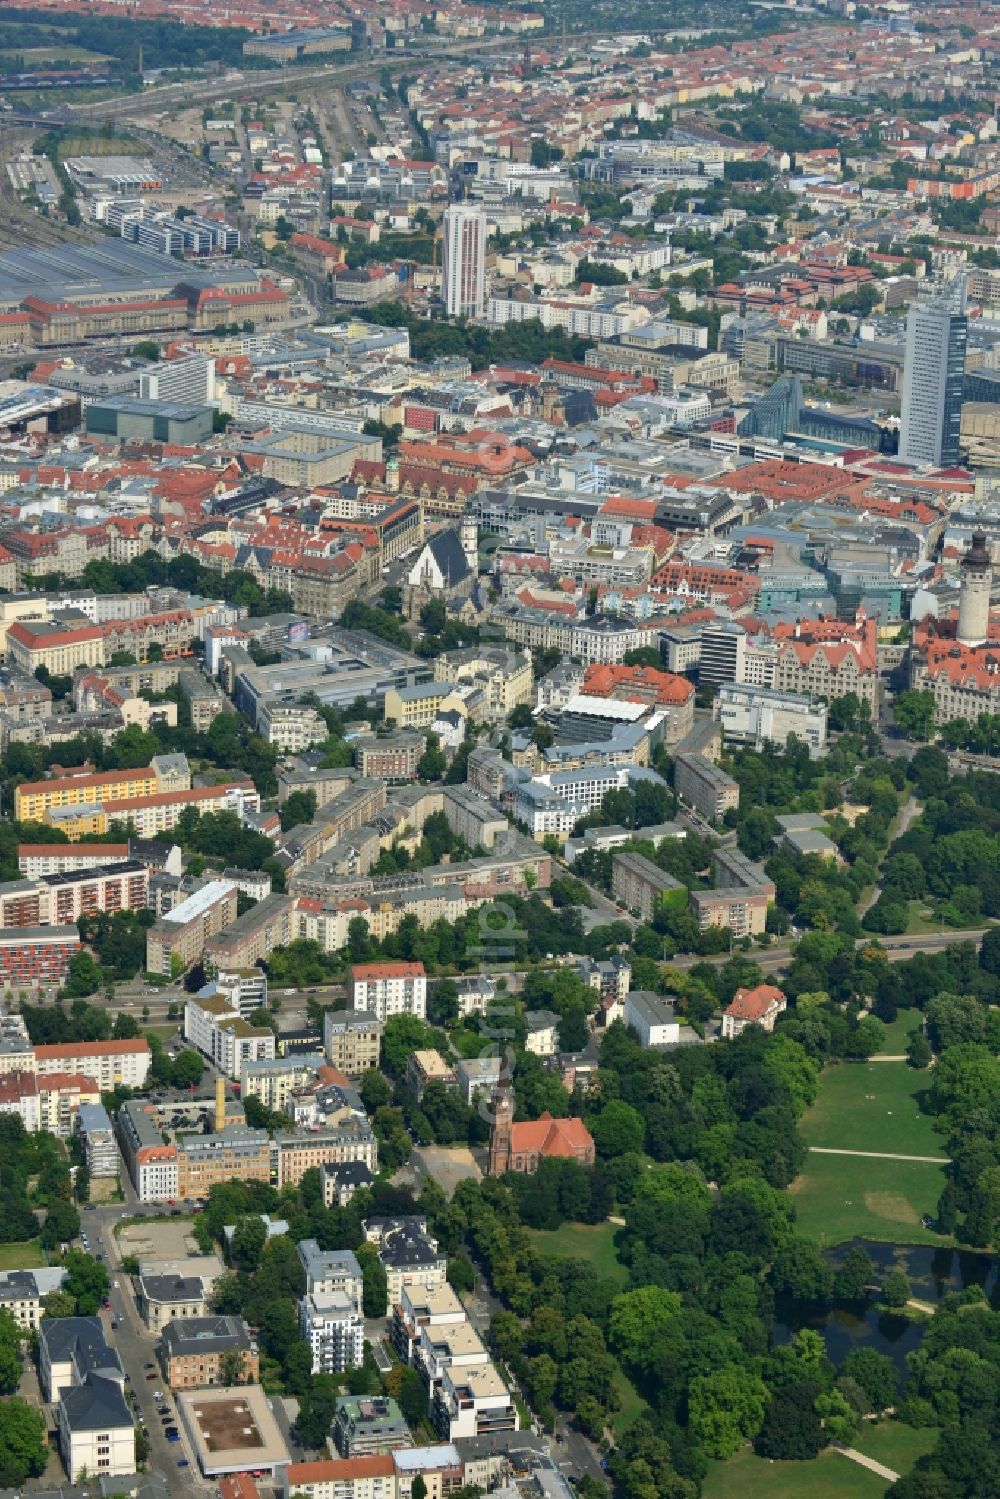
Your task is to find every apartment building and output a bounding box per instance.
[138,1262,222,1332]
[364,1216,446,1307]
[14,757,188,823]
[75,1101,118,1177]
[624,990,680,1048]
[0,862,149,929]
[202,893,294,973]
[690,885,769,938]
[673,752,740,822]
[610,850,684,922]
[40,1317,133,1483]
[405,1049,456,1100]
[299,1290,364,1374]
[349,962,427,1023]
[323,1009,383,1076]
[16,842,130,879]
[272,1123,378,1189]
[0,1070,101,1137]
[298,1241,364,1313]
[241,1053,324,1110]
[160,1316,259,1390]
[391,1283,466,1368]
[44,778,260,841]
[722,982,787,1040]
[183,993,276,1080]
[34,1038,150,1090]
[146,880,239,976]
[257,701,327,752]
[176,1127,272,1200]
[280,1456,396,1499]
[0,1266,68,1332]
[0,925,80,988]
[332,1396,413,1459]
[353,733,423,781]
[115,1100,179,1203]
[433,1362,518,1443]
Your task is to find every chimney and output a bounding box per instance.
[215,1076,226,1134]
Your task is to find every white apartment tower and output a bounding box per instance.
[899,275,968,469]
[442,204,485,318]
[957,531,993,647]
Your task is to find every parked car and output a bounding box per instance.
[177,1459,189,1468]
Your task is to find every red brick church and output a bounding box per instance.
[487,1088,596,1176]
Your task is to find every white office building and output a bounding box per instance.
[899,275,968,468]
[442,204,485,318]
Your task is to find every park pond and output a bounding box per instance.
[776,1241,999,1371]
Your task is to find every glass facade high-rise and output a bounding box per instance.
[899,275,968,469]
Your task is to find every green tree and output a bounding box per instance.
[834,1246,874,1301]
[63,949,102,997]
[357,1243,388,1317]
[0,1310,21,1395]
[40,1198,80,1249]
[755,1379,825,1460]
[63,1248,110,1314]
[0,1398,47,1487]
[589,1100,646,1159]
[417,734,447,780]
[689,1364,769,1458]
[892,689,937,741]
[842,1347,897,1413]
[280,789,316,833]
[881,1269,911,1309]
[907,1032,932,1069]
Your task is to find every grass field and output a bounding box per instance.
[0,45,112,62]
[852,1422,938,1475]
[526,1222,628,1285]
[791,1152,947,1247]
[703,1447,889,1499]
[611,1368,648,1437]
[142,1025,179,1042]
[904,902,945,935]
[800,1062,945,1159]
[872,1009,924,1056]
[0,1240,45,1270]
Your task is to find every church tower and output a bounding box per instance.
[487,1086,514,1177]
[460,512,478,577]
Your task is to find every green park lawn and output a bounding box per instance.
[800,1061,945,1160]
[791,1151,947,1247]
[0,1240,45,1270]
[703,1447,890,1499]
[851,1421,938,1475]
[526,1221,628,1285]
[873,1008,924,1056]
[904,901,946,935]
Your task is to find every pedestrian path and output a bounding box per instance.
[832,1443,900,1482]
[809,1146,946,1164]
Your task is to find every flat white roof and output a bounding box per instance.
[163,879,237,925]
[562,694,649,722]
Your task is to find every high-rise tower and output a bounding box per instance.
[442,203,485,319]
[957,531,993,647]
[899,275,968,469]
